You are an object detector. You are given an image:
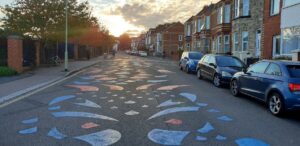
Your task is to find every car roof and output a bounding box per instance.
[184,51,202,54]
[261,60,300,66]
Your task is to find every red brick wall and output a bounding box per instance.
[162,23,184,60]
[7,36,23,73]
[262,0,282,59]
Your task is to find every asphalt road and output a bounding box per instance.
[1,53,300,146]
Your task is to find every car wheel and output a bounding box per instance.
[213,74,221,87]
[179,64,183,71]
[230,79,240,96]
[268,92,285,116]
[197,69,202,79]
[185,66,190,74]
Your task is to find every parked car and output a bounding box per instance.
[230,60,300,116]
[130,50,138,55]
[179,51,203,73]
[197,54,246,87]
[139,51,148,57]
[125,50,131,54]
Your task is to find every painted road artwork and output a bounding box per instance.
[2,58,270,146]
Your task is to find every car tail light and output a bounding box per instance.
[289,83,300,92]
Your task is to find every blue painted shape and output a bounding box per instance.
[73,81,90,85]
[218,116,233,122]
[19,127,37,134]
[75,99,101,108]
[196,136,207,141]
[216,135,227,141]
[148,106,199,120]
[80,76,95,80]
[48,106,61,111]
[207,109,220,113]
[49,95,75,105]
[235,138,270,146]
[196,102,208,107]
[48,127,67,140]
[51,111,118,121]
[75,129,121,146]
[179,93,197,102]
[198,122,214,134]
[22,118,38,124]
[148,129,190,145]
[156,100,183,108]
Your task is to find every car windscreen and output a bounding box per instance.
[287,65,300,78]
[189,53,202,60]
[216,56,244,67]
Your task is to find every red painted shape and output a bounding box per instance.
[81,122,100,129]
[165,119,183,125]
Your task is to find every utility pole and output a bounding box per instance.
[64,0,69,72]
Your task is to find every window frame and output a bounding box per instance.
[270,0,280,16]
[224,35,230,53]
[234,0,240,18]
[224,5,231,23]
[242,0,250,16]
[206,16,210,29]
[242,31,249,51]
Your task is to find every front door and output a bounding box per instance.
[255,29,261,57]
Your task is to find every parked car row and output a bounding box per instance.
[180,51,300,116]
[126,50,148,57]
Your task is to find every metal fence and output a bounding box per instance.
[23,39,36,67]
[0,38,7,66]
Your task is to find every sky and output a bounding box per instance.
[0,0,217,37]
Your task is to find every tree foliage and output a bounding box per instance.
[0,0,114,48]
[118,33,131,50]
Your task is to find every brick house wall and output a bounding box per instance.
[211,0,232,54]
[162,22,184,60]
[262,0,282,59]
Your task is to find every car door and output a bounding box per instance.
[200,55,210,78]
[207,56,217,80]
[259,63,283,100]
[239,62,270,97]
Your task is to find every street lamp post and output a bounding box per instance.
[64,0,69,72]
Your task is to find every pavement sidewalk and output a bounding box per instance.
[0,56,103,104]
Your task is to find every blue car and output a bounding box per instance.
[230,60,300,116]
[179,52,203,73]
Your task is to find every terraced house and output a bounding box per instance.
[211,0,232,54]
[184,16,194,51]
[231,0,264,62]
[192,4,214,53]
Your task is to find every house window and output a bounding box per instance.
[217,36,222,53]
[281,27,300,55]
[206,16,210,29]
[272,35,281,57]
[224,35,230,53]
[233,33,239,51]
[178,35,183,41]
[242,31,249,51]
[270,0,280,16]
[197,18,201,32]
[243,0,250,16]
[284,0,300,7]
[217,6,223,24]
[224,5,231,23]
[197,41,201,48]
[205,39,210,52]
[187,24,191,36]
[234,0,240,18]
[194,20,197,33]
[186,43,191,50]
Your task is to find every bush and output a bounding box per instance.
[0,67,17,77]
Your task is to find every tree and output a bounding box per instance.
[0,0,101,62]
[118,33,131,50]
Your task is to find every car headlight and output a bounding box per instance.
[222,71,232,77]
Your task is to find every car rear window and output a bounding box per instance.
[287,65,300,78]
[189,53,202,60]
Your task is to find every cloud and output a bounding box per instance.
[109,0,218,29]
